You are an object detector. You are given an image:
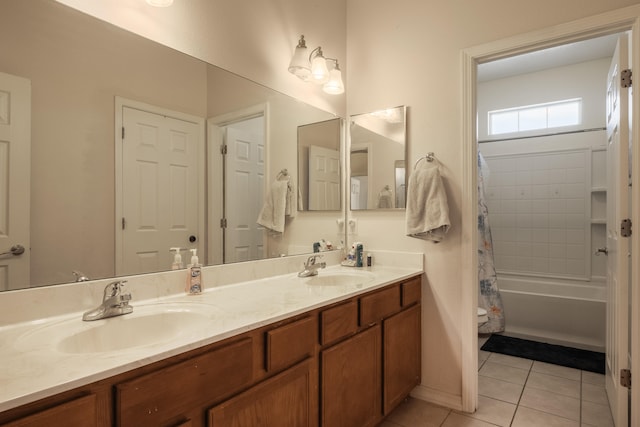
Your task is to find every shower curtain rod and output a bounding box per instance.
[478,127,606,144]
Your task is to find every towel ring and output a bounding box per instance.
[413,152,437,169]
[277,168,289,180]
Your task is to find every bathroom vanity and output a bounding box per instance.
[0,263,422,427]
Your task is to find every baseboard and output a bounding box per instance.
[410,384,463,412]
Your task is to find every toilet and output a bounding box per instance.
[477,307,488,326]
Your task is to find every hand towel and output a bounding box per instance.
[406,161,450,242]
[257,177,297,233]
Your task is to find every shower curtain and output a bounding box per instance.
[478,152,505,334]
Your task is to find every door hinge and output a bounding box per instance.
[220,144,227,155]
[122,217,126,230]
[220,218,227,228]
[621,69,632,88]
[621,219,632,237]
[121,126,125,139]
[621,368,631,389]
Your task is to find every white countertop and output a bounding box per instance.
[0,262,423,413]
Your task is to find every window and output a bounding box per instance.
[488,99,582,136]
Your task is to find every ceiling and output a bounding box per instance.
[477,33,621,82]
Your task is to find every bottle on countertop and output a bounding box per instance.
[170,247,183,270]
[185,249,203,295]
[355,243,364,267]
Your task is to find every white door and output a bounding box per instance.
[119,106,202,276]
[0,72,30,291]
[224,125,264,263]
[309,145,340,210]
[605,33,631,427]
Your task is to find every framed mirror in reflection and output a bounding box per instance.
[0,0,342,291]
[349,106,407,210]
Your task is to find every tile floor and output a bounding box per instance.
[380,335,614,427]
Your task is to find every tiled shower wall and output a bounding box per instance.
[484,149,591,280]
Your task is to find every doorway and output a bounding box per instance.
[460,9,640,425]
[207,104,267,266]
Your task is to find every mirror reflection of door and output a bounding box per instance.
[0,72,31,290]
[117,100,204,276]
[223,116,265,263]
[350,146,370,210]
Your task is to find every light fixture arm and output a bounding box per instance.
[309,46,324,62]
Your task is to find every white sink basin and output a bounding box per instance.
[300,270,375,286]
[16,303,214,354]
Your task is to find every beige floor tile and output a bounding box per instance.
[478,375,524,404]
[511,406,579,427]
[442,412,499,427]
[479,350,491,363]
[581,401,614,427]
[377,421,403,427]
[532,361,581,381]
[488,353,533,371]
[386,397,450,427]
[581,382,609,405]
[455,395,516,427]
[526,371,580,399]
[519,386,580,421]
[478,334,491,348]
[479,361,530,385]
[581,371,605,387]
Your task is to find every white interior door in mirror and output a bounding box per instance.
[224,120,265,263]
[0,72,30,290]
[119,106,202,276]
[309,145,340,210]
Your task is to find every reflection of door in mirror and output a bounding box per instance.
[0,72,31,290]
[394,160,406,208]
[297,118,342,212]
[350,145,371,210]
[223,117,265,263]
[116,99,205,277]
[309,146,340,210]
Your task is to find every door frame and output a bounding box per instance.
[460,5,640,419]
[207,103,269,266]
[114,96,206,275]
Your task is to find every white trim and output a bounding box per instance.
[207,103,269,266]
[411,384,463,412]
[114,96,206,276]
[461,5,640,417]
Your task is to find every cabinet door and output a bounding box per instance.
[383,304,421,414]
[209,359,317,427]
[321,324,381,427]
[1,394,97,427]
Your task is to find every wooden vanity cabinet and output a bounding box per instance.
[0,274,421,427]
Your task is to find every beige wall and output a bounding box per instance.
[56,0,347,117]
[347,0,640,406]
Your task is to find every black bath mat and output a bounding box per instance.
[481,334,605,374]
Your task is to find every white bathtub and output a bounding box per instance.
[497,274,606,352]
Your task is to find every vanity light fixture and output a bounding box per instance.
[146,0,174,7]
[288,35,344,95]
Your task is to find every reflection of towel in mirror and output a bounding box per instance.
[377,187,393,208]
[257,178,296,233]
[405,161,450,242]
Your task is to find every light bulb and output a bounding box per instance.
[310,51,329,84]
[323,64,344,95]
[288,35,311,80]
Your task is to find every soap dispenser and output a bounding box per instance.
[185,249,203,295]
[170,247,183,270]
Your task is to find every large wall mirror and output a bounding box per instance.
[0,0,342,291]
[349,106,407,210]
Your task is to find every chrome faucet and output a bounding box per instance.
[298,255,326,277]
[82,280,133,321]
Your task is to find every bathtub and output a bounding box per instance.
[497,274,606,352]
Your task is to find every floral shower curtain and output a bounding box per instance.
[478,152,505,334]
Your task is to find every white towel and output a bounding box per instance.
[257,178,296,233]
[405,161,450,242]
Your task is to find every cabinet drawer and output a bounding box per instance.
[401,277,421,307]
[2,394,97,427]
[359,285,401,326]
[116,338,253,427]
[320,300,358,346]
[266,316,316,372]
